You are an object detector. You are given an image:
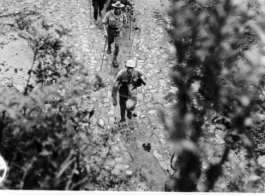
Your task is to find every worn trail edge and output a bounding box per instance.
[122,125,168,191]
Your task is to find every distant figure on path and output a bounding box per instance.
[92,0,106,23]
[112,59,147,123]
[102,1,127,67]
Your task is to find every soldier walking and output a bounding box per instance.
[92,0,106,23]
[112,59,147,123]
[102,1,127,67]
[106,0,134,28]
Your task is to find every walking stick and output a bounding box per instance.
[129,14,132,40]
[100,38,108,70]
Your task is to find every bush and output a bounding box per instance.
[0,11,107,190]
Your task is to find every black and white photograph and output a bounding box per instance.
[0,0,265,192]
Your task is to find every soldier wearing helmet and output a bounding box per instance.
[111,59,147,123]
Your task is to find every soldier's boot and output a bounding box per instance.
[120,108,126,123]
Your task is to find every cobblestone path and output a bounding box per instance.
[1,0,176,191]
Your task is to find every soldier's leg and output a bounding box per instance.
[107,29,114,54]
[99,0,105,17]
[113,33,121,67]
[92,0,99,21]
[113,40,119,57]
[119,96,127,122]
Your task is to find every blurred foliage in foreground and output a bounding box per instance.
[0,11,130,190]
[164,0,265,192]
[3,0,265,191]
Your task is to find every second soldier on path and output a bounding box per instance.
[111,59,147,123]
[102,1,127,67]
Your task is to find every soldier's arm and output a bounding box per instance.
[102,12,109,35]
[138,69,147,86]
[132,69,147,90]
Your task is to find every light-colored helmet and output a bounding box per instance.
[125,59,136,68]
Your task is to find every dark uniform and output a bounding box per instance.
[112,67,146,121]
[92,0,106,21]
